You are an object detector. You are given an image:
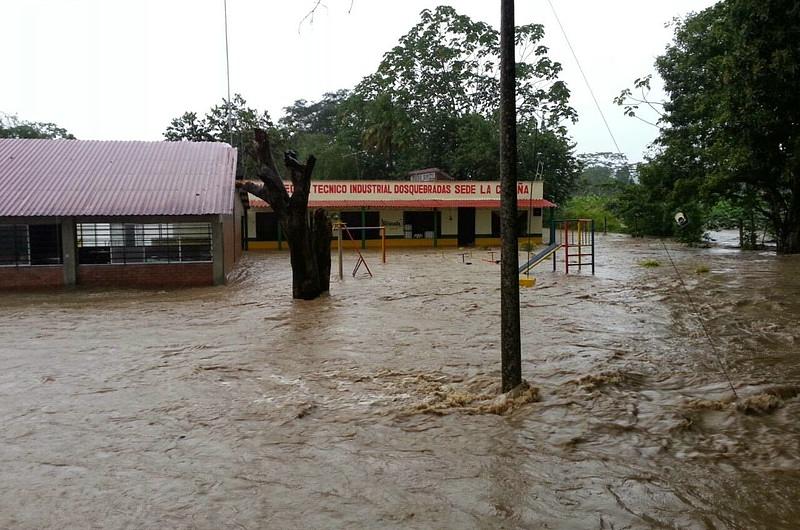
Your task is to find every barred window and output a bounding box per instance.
[77,223,212,264]
[0,224,61,266]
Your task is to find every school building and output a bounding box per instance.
[246,169,555,249]
[0,139,243,289]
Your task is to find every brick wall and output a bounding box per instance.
[78,263,214,288]
[0,266,64,289]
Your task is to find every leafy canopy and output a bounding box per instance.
[0,113,75,139]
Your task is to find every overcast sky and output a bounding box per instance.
[2,0,718,163]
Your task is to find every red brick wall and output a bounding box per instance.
[78,263,213,288]
[0,266,64,289]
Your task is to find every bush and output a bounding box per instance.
[558,194,624,233]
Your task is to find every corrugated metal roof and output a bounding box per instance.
[247,196,556,209]
[0,139,237,217]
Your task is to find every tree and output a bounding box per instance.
[280,90,350,137]
[352,5,578,181]
[0,113,75,139]
[164,94,283,179]
[523,125,582,206]
[629,0,800,253]
[238,130,332,300]
[612,75,664,129]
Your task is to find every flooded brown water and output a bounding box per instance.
[2,233,799,529]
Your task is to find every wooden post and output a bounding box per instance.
[564,220,569,274]
[499,0,522,392]
[381,226,386,264]
[337,222,343,280]
[591,218,595,275]
[360,207,366,250]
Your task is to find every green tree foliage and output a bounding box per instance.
[163,7,583,201]
[619,0,800,252]
[164,94,281,179]
[560,195,624,233]
[0,113,75,139]
[280,92,365,180]
[575,152,635,196]
[280,90,350,137]
[349,5,581,197]
[613,152,708,244]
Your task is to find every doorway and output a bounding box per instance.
[457,207,475,246]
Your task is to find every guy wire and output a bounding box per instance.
[659,238,739,399]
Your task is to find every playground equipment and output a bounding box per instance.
[518,218,596,276]
[483,250,500,264]
[334,222,386,279]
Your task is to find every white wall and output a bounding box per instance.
[440,208,457,236]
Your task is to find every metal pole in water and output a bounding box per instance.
[337,223,343,280]
[381,226,386,264]
[592,219,594,275]
[223,0,233,146]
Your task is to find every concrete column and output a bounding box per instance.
[61,218,77,286]
[433,208,438,248]
[211,217,225,285]
[360,207,366,249]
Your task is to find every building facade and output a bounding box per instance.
[0,139,242,289]
[246,176,555,250]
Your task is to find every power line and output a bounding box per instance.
[545,0,622,154]
[544,0,738,399]
[659,239,739,399]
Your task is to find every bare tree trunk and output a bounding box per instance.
[238,129,332,299]
[312,208,332,293]
[499,0,522,392]
[775,192,800,254]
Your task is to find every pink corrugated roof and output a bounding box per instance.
[0,139,237,217]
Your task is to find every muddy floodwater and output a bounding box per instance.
[2,233,800,529]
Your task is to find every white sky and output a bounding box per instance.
[1,0,718,163]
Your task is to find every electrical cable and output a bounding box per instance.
[659,239,739,399]
[544,0,739,399]
[545,0,622,154]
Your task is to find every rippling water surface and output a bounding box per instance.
[1,233,799,528]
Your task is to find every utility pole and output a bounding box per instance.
[499,0,522,392]
[223,0,233,146]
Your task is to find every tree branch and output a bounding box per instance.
[248,129,290,216]
[299,0,325,32]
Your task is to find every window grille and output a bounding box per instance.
[0,224,61,266]
[77,223,212,264]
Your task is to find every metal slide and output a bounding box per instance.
[518,242,560,274]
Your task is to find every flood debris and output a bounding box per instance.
[683,398,730,411]
[682,385,799,415]
[574,370,640,391]
[400,376,539,416]
[735,385,799,415]
[736,393,784,415]
[295,403,317,419]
